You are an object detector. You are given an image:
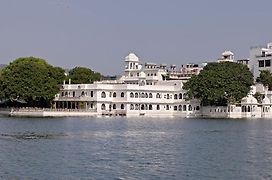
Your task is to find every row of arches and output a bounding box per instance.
[101,103,199,111]
[101,91,187,100]
[61,91,94,98]
[101,103,125,110]
[129,92,186,99]
[130,92,153,98]
[174,93,186,100]
[242,105,252,112]
[101,92,125,98]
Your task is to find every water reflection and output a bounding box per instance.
[0,117,272,179]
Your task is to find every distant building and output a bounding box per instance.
[249,42,272,79]
[217,51,234,63]
[168,63,206,80]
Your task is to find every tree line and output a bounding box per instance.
[0,57,101,108]
[0,56,270,108]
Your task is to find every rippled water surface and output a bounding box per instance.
[1,116,272,179]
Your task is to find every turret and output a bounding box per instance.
[125,53,140,71]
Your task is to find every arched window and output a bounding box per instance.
[113,104,116,109]
[149,93,153,98]
[141,93,145,98]
[247,106,251,112]
[174,106,177,111]
[157,105,160,110]
[101,104,106,110]
[179,93,182,99]
[174,94,178,99]
[188,105,192,111]
[167,94,170,99]
[141,104,145,110]
[183,105,187,111]
[61,92,64,97]
[113,92,116,97]
[101,91,106,98]
[130,92,134,98]
[179,105,182,111]
[149,104,153,110]
[130,104,134,110]
[135,104,139,110]
[183,93,186,99]
[135,93,138,98]
[156,93,161,98]
[65,92,68,97]
[121,104,124,109]
[81,91,85,96]
[166,105,170,110]
[196,106,200,111]
[121,92,125,97]
[145,93,148,98]
[73,91,75,97]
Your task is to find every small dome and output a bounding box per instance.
[222,51,234,56]
[262,96,270,105]
[139,71,146,78]
[241,95,258,104]
[125,53,139,62]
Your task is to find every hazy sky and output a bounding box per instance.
[0,0,272,75]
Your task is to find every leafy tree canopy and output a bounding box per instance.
[0,57,65,107]
[67,66,101,84]
[256,70,272,89]
[183,62,254,106]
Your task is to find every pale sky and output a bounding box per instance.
[0,0,272,75]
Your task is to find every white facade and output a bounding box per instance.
[249,42,272,79]
[53,51,272,119]
[54,53,200,117]
[217,51,234,63]
[201,85,272,119]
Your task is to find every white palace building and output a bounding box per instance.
[54,53,201,117]
[52,42,272,118]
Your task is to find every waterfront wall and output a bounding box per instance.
[8,108,97,117]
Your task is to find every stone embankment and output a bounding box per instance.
[0,108,97,117]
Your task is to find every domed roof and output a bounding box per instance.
[139,71,146,78]
[125,53,139,62]
[241,95,258,104]
[222,50,234,56]
[262,96,270,105]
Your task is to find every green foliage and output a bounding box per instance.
[67,66,101,84]
[183,62,254,106]
[0,57,65,107]
[256,70,272,89]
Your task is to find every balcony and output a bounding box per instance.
[55,96,94,101]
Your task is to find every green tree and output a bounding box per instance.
[67,66,101,84]
[256,70,272,89]
[183,62,254,106]
[0,57,65,107]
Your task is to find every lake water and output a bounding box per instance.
[0,116,272,179]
